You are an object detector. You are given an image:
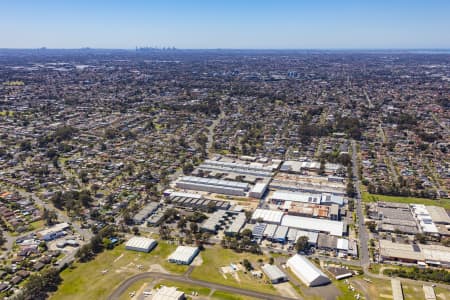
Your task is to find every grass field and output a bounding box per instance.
[211,291,257,300]
[190,246,278,295]
[435,287,450,300]
[402,282,425,299]
[334,279,359,300]
[362,191,450,210]
[118,279,151,300]
[51,242,188,300]
[360,277,392,299]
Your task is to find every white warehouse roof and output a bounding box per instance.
[169,191,202,199]
[261,264,287,282]
[251,209,284,224]
[295,230,319,245]
[125,237,157,253]
[271,191,321,204]
[337,238,349,251]
[426,206,450,224]
[168,246,199,265]
[286,254,330,287]
[411,204,439,234]
[180,176,249,189]
[281,215,344,236]
[249,182,268,196]
[153,286,184,300]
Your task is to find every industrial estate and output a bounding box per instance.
[0,48,448,300]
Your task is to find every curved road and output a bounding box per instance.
[107,271,298,300]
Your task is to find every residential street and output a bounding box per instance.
[352,140,370,267]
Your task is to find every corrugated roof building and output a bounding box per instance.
[286,254,330,287]
[281,215,345,236]
[125,237,157,253]
[261,264,288,283]
[168,246,199,265]
[251,209,284,224]
[153,286,185,300]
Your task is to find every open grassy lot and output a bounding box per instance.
[352,276,450,300]
[211,291,257,300]
[435,286,450,300]
[118,279,212,300]
[51,241,188,300]
[362,191,450,210]
[334,279,359,300]
[352,277,392,300]
[402,282,425,299]
[190,246,278,295]
[118,279,151,300]
[28,219,45,231]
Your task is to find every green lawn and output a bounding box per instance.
[51,241,188,300]
[402,282,424,300]
[211,291,257,300]
[190,246,278,295]
[334,279,359,300]
[28,219,45,231]
[367,263,383,275]
[362,191,450,210]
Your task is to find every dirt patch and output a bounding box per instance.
[304,284,341,300]
[191,254,203,266]
[148,264,169,273]
[221,266,233,274]
[113,253,124,263]
[273,282,301,299]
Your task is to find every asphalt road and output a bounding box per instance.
[107,271,299,300]
[351,140,370,267]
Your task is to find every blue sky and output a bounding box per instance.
[1,0,449,49]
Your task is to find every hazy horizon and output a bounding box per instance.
[1,0,450,49]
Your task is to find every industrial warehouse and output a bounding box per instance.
[379,240,450,268]
[261,264,288,284]
[168,246,200,265]
[176,176,250,196]
[368,202,450,237]
[286,254,331,287]
[250,209,346,236]
[165,191,231,211]
[197,159,275,178]
[164,154,356,259]
[125,237,157,253]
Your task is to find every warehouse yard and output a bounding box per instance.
[190,246,279,295]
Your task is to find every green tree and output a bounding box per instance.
[295,236,310,252]
[19,268,61,300]
[182,163,194,175]
[366,221,377,233]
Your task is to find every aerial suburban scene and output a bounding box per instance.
[0,1,449,300]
